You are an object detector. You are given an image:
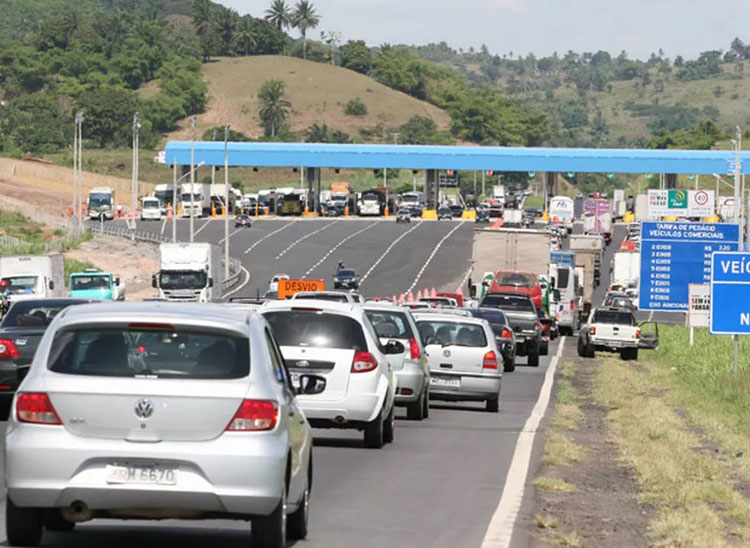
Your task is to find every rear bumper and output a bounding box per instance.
[394,362,427,404]
[428,371,501,401]
[593,339,637,351]
[297,373,389,425]
[5,424,289,516]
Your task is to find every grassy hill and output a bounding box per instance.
[162,56,452,142]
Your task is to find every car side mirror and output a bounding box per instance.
[295,374,327,396]
[49,280,54,290]
[115,277,120,286]
[208,278,214,288]
[383,340,405,355]
[151,274,158,289]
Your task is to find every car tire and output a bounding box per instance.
[364,408,385,449]
[252,482,287,548]
[540,341,549,356]
[527,350,540,367]
[422,388,430,418]
[287,465,310,541]
[6,497,43,547]
[577,337,587,357]
[44,510,75,532]
[504,356,516,372]
[407,391,425,421]
[486,396,500,413]
[383,404,395,443]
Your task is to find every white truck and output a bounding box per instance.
[180,182,211,217]
[153,243,223,303]
[549,196,575,233]
[140,196,162,220]
[578,306,658,361]
[613,252,640,287]
[613,189,626,220]
[634,194,649,222]
[153,184,176,214]
[492,185,506,204]
[87,187,116,220]
[210,184,237,214]
[359,192,382,216]
[0,255,65,304]
[502,208,523,226]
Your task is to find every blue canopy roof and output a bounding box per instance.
[164,142,750,175]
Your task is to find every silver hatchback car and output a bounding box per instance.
[413,313,502,413]
[4,302,325,548]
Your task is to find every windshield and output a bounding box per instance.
[143,200,160,210]
[401,194,420,203]
[48,328,249,379]
[88,194,112,209]
[416,320,487,347]
[71,275,110,291]
[495,272,537,287]
[159,270,207,290]
[2,301,86,328]
[337,270,356,278]
[1,276,38,295]
[181,193,202,201]
[154,190,173,202]
[470,308,509,326]
[365,310,415,339]
[481,294,536,312]
[265,311,367,350]
[592,310,636,325]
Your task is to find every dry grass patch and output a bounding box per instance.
[542,431,585,466]
[533,477,579,493]
[551,532,582,547]
[533,514,559,529]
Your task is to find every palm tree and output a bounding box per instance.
[215,7,237,55]
[258,79,291,137]
[292,0,319,60]
[192,0,213,38]
[234,16,256,56]
[265,0,291,31]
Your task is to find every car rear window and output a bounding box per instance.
[48,328,250,378]
[365,310,415,339]
[265,311,367,351]
[557,267,570,289]
[337,270,356,278]
[592,311,636,326]
[416,321,487,347]
[1,301,87,328]
[470,308,508,326]
[495,272,536,287]
[294,293,349,303]
[481,294,535,312]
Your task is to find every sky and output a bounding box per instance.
[219,0,750,60]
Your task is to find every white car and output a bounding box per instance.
[413,313,502,412]
[140,197,162,221]
[291,291,364,304]
[268,273,290,293]
[5,302,325,548]
[262,299,398,448]
[365,303,430,420]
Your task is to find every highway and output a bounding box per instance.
[2,215,572,547]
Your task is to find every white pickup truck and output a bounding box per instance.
[577,306,658,360]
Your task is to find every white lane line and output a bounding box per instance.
[275,221,339,260]
[303,222,377,277]
[160,218,167,235]
[456,265,473,293]
[194,218,212,236]
[648,310,654,321]
[360,220,424,284]
[219,227,244,245]
[481,338,566,548]
[405,221,465,294]
[244,221,296,255]
[223,265,251,298]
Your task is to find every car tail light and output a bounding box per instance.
[17,393,62,425]
[409,338,420,359]
[291,307,322,312]
[0,339,19,360]
[635,329,641,338]
[570,300,575,310]
[226,400,278,431]
[590,326,596,335]
[128,323,174,331]
[482,351,498,370]
[500,328,513,339]
[351,351,378,373]
[542,323,549,332]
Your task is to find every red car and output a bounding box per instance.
[436,292,464,308]
[490,270,542,310]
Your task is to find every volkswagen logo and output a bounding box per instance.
[134,399,154,420]
[295,360,310,368]
[443,349,451,358]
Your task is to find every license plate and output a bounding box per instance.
[516,336,525,343]
[430,376,460,388]
[106,464,177,485]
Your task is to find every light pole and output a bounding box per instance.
[211,128,217,186]
[172,161,206,243]
[189,115,197,243]
[72,113,78,231]
[131,112,141,240]
[224,124,230,280]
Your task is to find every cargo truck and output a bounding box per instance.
[0,255,65,305]
[502,209,523,226]
[583,198,613,244]
[569,235,603,320]
[634,194,649,222]
[549,196,575,233]
[180,182,211,217]
[153,184,176,214]
[613,252,640,287]
[613,189,626,220]
[153,243,223,303]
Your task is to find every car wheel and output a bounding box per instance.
[287,463,310,540]
[364,408,385,449]
[407,391,425,421]
[540,341,549,356]
[527,351,540,367]
[577,337,587,357]
[504,358,515,373]
[486,396,500,413]
[44,510,75,532]
[422,388,430,418]
[252,481,287,548]
[6,497,43,547]
[383,404,395,443]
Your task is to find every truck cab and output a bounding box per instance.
[153,243,222,303]
[0,255,65,304]
[69,269,124,300]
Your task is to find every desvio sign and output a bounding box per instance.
[710,252,750,334]
[277,279,325,299]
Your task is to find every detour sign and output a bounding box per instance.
[278,279,325,299]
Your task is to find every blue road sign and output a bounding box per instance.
[639,222,739,312]
[710,251,750,334]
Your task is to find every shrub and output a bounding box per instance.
[345,98,368,116]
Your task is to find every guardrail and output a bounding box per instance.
[222,258,243,292]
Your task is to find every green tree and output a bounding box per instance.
[340,40,372,74]
[399,115,437,144]
[292,0,319,60]
[345,98,367,116]
[215,7,236,55]
[77,86,138,148]
[265,0,291,31]
[192,0,213,38]
[249,17,287,55]
[258,79,291,137]
[234,16,256,56]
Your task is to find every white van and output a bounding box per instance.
[552,265,580,336]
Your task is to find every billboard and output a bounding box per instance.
[648,189,714,218]
[688,283,710,328]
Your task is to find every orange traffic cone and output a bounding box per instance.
[167,203,173,221]
[423,288,429,300]
[417,289,423,300]
[408,291,414,302]
[431,287,437,298]
[399,293,405,304]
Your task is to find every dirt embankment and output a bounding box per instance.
[65,235,158,301]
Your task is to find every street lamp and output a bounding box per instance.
[172,161,206,243]
[189,115,197,243]
[224,123,230,280]
[131,112,141,239]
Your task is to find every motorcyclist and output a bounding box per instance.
[336,261,345,273]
